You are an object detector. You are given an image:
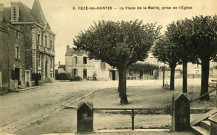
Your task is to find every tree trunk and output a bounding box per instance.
[183,62,188,93]
[200,59,210,100]
[118,68,128,104]
[170,65,176,90]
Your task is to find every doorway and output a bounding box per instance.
[140,71,143,79]
[112,71,116,80]
[83,69,87,79]
[15,68,20,85]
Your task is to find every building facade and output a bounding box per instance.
[65,45,111,80]
[0,18,25,90]
[0,0,55,91]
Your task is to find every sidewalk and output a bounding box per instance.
[1,130,196,135]
[42,130,195,135]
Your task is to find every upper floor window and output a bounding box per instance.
[16,30,19,39]
[83,57,87,64]
[45,35,47,47]
[50,40,52,49]
[15,45,20,60]
[101,62,106,70]
[38,34,40,46]
[74,56,78,64]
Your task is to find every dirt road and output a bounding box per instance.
[0,80,120,134]
[0,79,201,134]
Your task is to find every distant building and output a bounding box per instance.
[65,45,111,80]
[0,0,55,91]
[57,64,66,74]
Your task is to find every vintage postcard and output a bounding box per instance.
[0,0,216,134]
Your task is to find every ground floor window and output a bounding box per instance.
[72,69,77,76]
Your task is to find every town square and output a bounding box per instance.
[0,0,217,135]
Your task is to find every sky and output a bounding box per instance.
[1,0,217,65]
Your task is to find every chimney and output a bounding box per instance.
[10,2,19,22]
[66,45,70,50]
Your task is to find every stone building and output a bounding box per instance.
[65,45,111,80]
[0,0,55,91]
[0,17,25,90]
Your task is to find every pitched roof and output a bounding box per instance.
[0,0,47,27]
[65,48,88,56]
[0,7,11,22]
[31,0,47,26]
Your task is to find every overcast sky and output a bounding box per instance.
[1,0,216,65]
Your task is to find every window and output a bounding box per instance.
[41,33,43,46]
[38,34,40,46]
[74,56,78,64]
[50,40,52,49]
[129,69,133,76]
[101,62,106,70]
[73,69,77,76]
[15,45,20,60]
[45,35,47,47]
[16,30,19,39]
[83,57,87,64]
[40,54,43,67]
[140,71,143,79]
[38,54,41,67]
[150,69,153,76]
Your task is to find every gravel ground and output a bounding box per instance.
[13,78,214,135]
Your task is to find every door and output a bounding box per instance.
[15,68,20,85]
[112,71,116,80]
[25,70,30,87]
[83,69,87,79]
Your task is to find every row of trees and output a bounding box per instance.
[153,16,217,100]
[73,16,217,104]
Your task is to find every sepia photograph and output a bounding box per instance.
[0,0,217,134]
